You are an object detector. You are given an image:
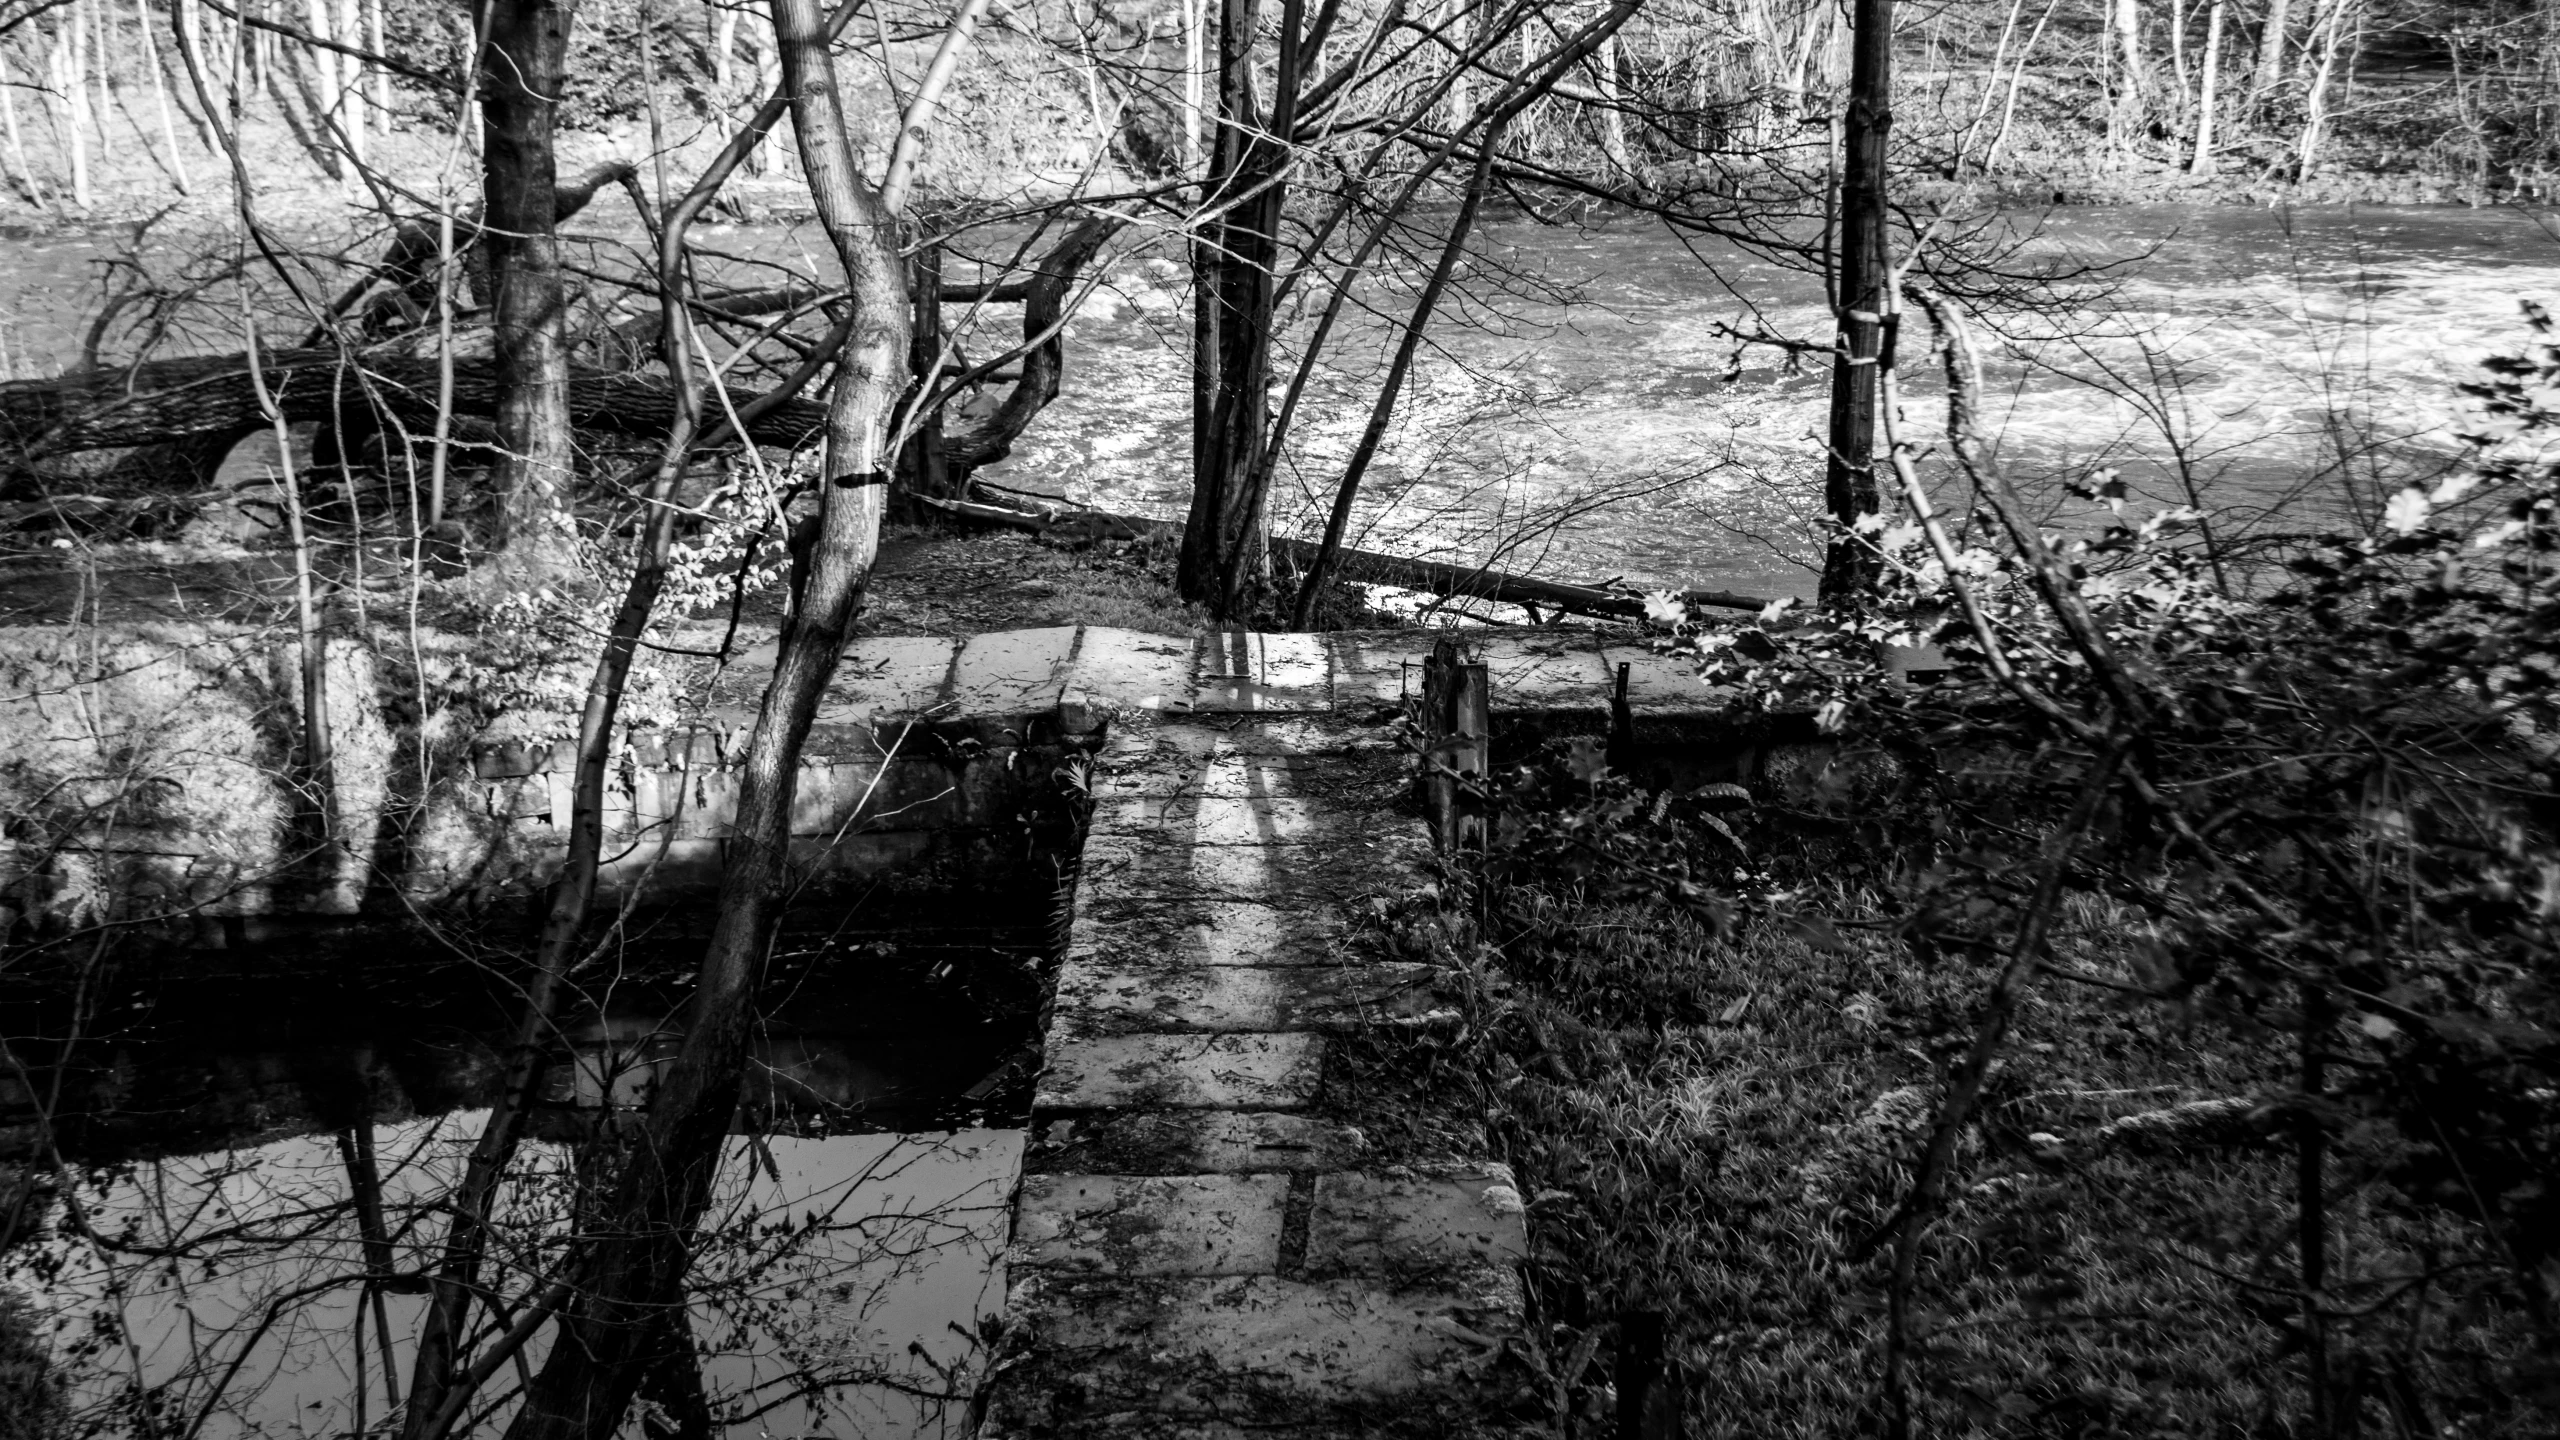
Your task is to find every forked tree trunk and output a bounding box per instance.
[2295,0,2350,172]
[1180,0,1304,619]
[491,0,911,1429]
[480,0,579,569]
[1820,0,1892,606]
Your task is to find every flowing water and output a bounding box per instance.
[975,202,2560,599]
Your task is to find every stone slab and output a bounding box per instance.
[1064,898,1348,967]
[1077,828,1427,905]
[1324,631,1426,710]
[816,635,960,722]
[1052,962,1442,1034]
[946,626,1079,716]
[1012,1173,1289,1277]
[1035,1033,1323,1111]
[1088,792,1338,843]
[1027,1111,1362,1174]
[1194,630,1333,713]
[1307,1167,1529,1279]
[1060,626,1196,718]
[1000,1272,1525,1400]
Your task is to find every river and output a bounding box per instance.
[978,202,2560,600]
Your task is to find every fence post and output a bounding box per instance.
[1418,636,1489,852]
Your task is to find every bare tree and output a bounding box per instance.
[480,0,582,572]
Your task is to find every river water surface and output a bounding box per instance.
[5,203,2556,598]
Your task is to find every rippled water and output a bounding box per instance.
[6,203,2555,598]
[990,204,2560,599]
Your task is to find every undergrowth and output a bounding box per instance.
[1371,747,2552,1437]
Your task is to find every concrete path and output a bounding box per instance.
[867,625,1669,1437]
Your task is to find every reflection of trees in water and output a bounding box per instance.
[5,1120,1018,1438]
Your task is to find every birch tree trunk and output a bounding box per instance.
[50,18,93,210]
[2191,0,2223,171]
[1444,0,1472,127]
[340,0,368,168]
[2254,0,2289,103]
[1594,32,1632,182]
[305,0,347,183]
[1181,0,1202,169]
[0,43,50,206]
[136,0,194,193]
[2296,0,2351,172]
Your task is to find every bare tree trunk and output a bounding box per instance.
[2114,0,2146,138]
[492,0,912,1425]
[1820,0,1892,606]
[366,0,388,121]
[1983,0,2055,171]
[902,239,953,502]
[2295,0,2350,173]
[2253,0,2289,105]
[480,0,580,570]
[1593,32,1631,182]
[137,0,194,194]
[2191,0,2223,171]
[305,0,346,183]
[2168,0,2190,117]
[1178,0,1305,619]
[1954,0,2026,174]
[52,13,94,209]
[340,0,368,169]
[1181,0,1202,168]
[0,44,49,206]
[1443,0,1471,125]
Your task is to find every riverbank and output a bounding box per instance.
[0,104,2537,245]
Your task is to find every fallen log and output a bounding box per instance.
[912,493,1775,622]
[0,346,830,491]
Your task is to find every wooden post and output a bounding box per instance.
[1419,636,1489,853]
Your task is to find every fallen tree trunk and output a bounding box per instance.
[0,346,829,490]
[914,493,1775,622]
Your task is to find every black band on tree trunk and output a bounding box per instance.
[829,471,892,489]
